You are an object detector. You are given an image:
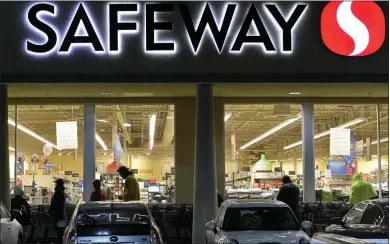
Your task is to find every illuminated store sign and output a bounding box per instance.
[25,2,308,56]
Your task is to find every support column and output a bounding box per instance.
[376,105,382,200]
[83,105,96,201]
[214,98,225,196]
[174,98,196,204]
[302,104,315,202]
[0,85,10,210]
[193,84,217,244]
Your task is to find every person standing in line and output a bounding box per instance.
[89,179,106,201]
[11,186,31,243]
[49,178,66,243]
[117,166,140,201]
[277,175,300,219]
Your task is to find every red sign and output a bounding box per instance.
[321,1,385,57]
[148,179,157,185]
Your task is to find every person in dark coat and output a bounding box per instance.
[277,175,300,219]
[217,191,224,208]
[11,186,31,243]
[49,178,66,243]
[89,179,106,201]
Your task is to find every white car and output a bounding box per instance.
[206,199,313,244]
[0,202,23,244]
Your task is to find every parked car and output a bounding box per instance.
[205,199,312,244]
[63,201,163,244]
[0,202,23,244]
[326,199,388,243]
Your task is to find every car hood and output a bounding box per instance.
[220,230,310,244]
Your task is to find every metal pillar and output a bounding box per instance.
[193,84,217,243]
[0,85,10,210]
[14,105,18,187]
[302,104,315,202]
[376,105,382,200]
[83,105,96,201]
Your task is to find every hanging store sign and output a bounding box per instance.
[65,171,73,175]
[356,140,364,157]
[24,2,308,56]
[56,121,78,150]
[330,128,351,156]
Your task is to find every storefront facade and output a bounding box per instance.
[0,1,388,242]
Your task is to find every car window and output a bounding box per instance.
[360,204,382,225]
[77,205,149,224]
[344,202,367,225]
[0,204,9,218]
[221,207,299,231]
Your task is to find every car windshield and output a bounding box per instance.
[77,204,150,225]
[222,207,299,231]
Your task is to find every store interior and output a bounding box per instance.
[7,103,389,204]
[8,105,175,204]
[225,104,389,201]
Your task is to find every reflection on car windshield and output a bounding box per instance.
[222,207,299,231]
[77,205,149,225]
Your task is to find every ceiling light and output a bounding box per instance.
[224,113,232,122]
[371,137,389,145]
[166,116,173,119]
[101,92,114,95]
[149,114,157,150]
[58,153,62,156]
[9,147,15,152]
[97,119,108,123]
[289,92,301,95]
[240,115,301,150]
[284,118,366,150]
[124,122,131,127]
[8,119,58,149]
[95,132,108,150]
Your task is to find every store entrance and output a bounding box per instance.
[8,104,176,204]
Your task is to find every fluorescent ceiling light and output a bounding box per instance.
[9,147,15,152]
[124,122,131,127]
[289,92,301,95]
[149,114,157,150]
[371,137,389,145]
[240,115,301,150]
[97,119,108,123]
[8,119,58,149]
[95,132,108,150]
[284,118,366,150]
[224,113,232,122]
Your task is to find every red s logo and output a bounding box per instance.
[321,1,385,57]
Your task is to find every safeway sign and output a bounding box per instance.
[25,2,308,56]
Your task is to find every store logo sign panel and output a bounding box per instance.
[24,2,308,57]
[320,0,385,57]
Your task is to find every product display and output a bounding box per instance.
[100,173,124,199]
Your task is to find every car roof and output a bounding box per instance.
[78,201,148,209]
[224,199,289,208]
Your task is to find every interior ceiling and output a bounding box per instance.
[7,104,389,161]
[7,83,389,98]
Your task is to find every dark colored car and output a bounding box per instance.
[325,199,388,243]
[63,201,163,244]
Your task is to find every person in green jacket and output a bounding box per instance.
[349,173,377,206]
[117,166,140,201]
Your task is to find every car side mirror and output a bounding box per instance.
[301,221,313,238]
[11,209,21,221]
[205,220,217,232]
